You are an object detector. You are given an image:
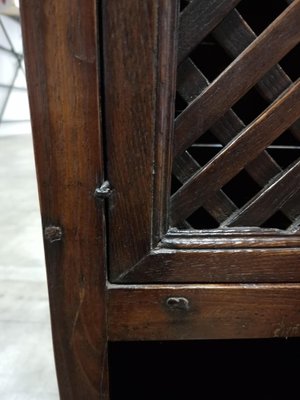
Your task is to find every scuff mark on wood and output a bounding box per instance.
[44,226,63,243]
[70,286,86,347]
[273,319,300,338]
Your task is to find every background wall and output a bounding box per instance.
[0,3,59,398]
[0,13,31,136]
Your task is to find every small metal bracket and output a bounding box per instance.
[94,181,112,200]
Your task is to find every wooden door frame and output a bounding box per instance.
[104,0,300,284]
[21,1,300,399]
[102,0,179,281]
[20,1,109,398]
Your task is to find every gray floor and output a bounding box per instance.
[0,134,59,399]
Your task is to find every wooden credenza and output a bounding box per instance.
[21,0,300,398]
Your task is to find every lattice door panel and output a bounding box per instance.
[104,0,300,283]
[171,0,300,231]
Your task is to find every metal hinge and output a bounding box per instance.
[94,180,113,200]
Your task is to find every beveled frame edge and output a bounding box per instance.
[103,0,179,280]
[151,0,179,243]
[20,1,109,399]
[116,247,300,284]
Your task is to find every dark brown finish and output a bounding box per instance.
[162,229,300,249]
[173,150,238,222]
[171,80,300,224]
[221,159,300,227]
[176,60,282,189]
[104,0,300,286]
[108,284,300,340]
[174,0,300,157]
[172,0,300,233]
[213,8,300,137]
[177,0,241,64]
[22,0,300,397]
[104,0,178,280]
[174,6,300,225]
[103,0,157,280]
[118,247,300,283]
[20,1,109,399]
[175,59,288,220]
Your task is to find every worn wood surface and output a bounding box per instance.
[104,1,300,285]
[151,1,178,243]
[222,160,300,227]
[108,284,300,340]
[173,150,238,222]
[175,59,296,222]
[174,0,300,157]
[21,4,300,395]
[161,228,300,248]
[118,247,300,283]
[171,80,300,225]
[104,0,178,280]
[213,7,300,143]
[177,60,282,187]
[177,0,241,64]
[20,1,109,399]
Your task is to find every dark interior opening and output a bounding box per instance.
[279,44,300,81]
[232,87,269,125]
[109,339,300,399]
[174,92,188,118]
[189,34,232,83]
[236,0,288,35]
[261,210,292,230]
[186,206,219,230]
[222,170,261,208]
[179,0,190,12]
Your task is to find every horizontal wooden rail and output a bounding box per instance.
[108,283,300,341]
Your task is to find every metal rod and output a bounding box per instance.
[0,66,20,122]
[191,144,300,150]
[0,83,27,91]
[0,119,30,123]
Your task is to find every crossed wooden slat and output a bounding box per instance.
[177,0,242,64]
[171,79,300,225]
[221,159,300,227]
[171,0,300,227]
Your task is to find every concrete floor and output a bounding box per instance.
[0,134,59,399]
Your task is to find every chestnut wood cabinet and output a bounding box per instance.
[21,0,300,398]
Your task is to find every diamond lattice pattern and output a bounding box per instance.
[170,0,300,231]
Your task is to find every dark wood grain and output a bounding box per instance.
[222,159,300,227]
[178,0,241,65]
[20,0,300,395]
[284,190,300,221]
[174,0,300,157]
[104,0,177,280]
[20,0,109,399]
[212,6,300,222]
[213,7,300,141]
[171,80,300,225]
[162,228,300,249]
[176,59,300,223]
[152,0,178,242]
[173,151,238,222]
[119,247,300,283]
[108,284,300,340]
[177,59,282,188]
